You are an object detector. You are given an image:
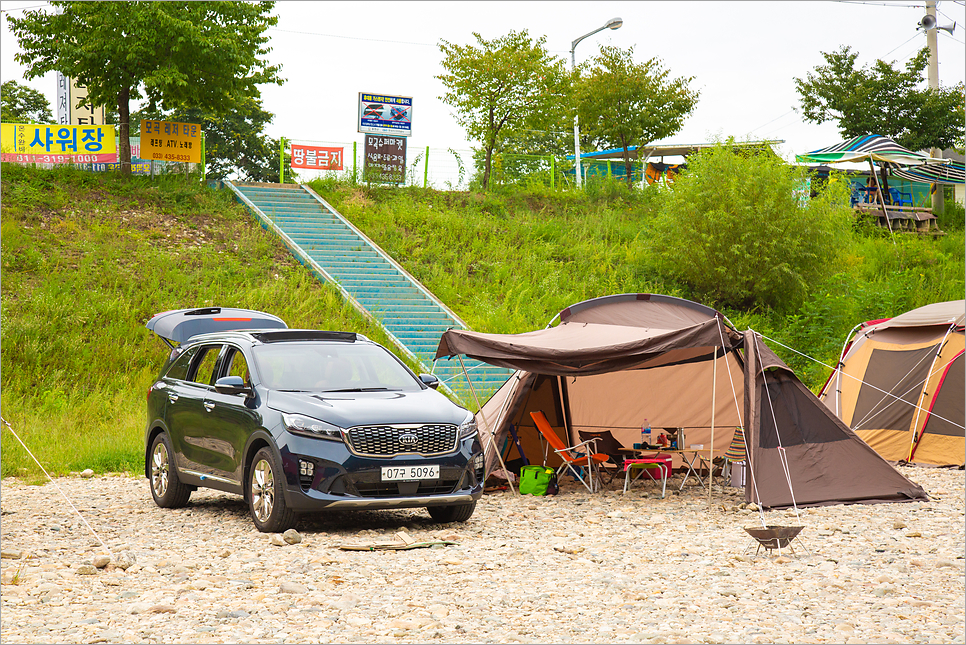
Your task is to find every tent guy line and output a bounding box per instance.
[0,416,113,558]
[762,332,966,432]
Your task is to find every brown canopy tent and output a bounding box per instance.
[436,294,927,509]
[819,300,965,467]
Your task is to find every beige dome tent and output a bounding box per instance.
[819,301,965,467]
[437,294,927,509]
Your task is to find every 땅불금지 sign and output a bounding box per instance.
[291,144,343,170]
[0,123,117,163]
[140,120,202,163]
[358,93,412,137]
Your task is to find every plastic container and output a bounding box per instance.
[643,420,651,447]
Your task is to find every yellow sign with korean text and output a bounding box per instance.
[0,123,117,163]
[140,120,202,163]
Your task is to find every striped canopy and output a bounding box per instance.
[796,135,947,166]
[889,160,965,186]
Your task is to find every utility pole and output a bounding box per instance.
[925,0,945,216]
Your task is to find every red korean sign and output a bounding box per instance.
[291,144,343,170]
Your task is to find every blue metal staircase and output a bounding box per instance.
[226,181,512,406]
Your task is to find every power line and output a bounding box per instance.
[268,27,437,48]
[0,2,49,14]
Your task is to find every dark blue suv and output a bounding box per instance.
[144,308,483,532]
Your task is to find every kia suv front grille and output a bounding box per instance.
[346,424,458,457]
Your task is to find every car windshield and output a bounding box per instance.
[252,342,421,392]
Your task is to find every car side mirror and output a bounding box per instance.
[215,375,253,397]
[419,374,440,390]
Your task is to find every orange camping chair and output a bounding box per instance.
[530,411,609,493]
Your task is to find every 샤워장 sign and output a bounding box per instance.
[291,144,343,170]
[364,135,406,184]
[358,92,412,137]
[140,120,202,163]
[0,123,117,163]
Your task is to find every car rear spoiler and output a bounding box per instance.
[145,307,288,348]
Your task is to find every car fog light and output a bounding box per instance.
[299,460,315,477]
[473,454,483,470]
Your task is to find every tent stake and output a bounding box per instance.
[457,354,518,495]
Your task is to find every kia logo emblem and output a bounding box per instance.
[398,433,418,446]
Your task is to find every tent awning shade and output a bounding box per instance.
[796,135,948,166]
[435,318,741,376]
[887,160,965,186]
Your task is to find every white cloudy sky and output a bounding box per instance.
[2,0,964,164]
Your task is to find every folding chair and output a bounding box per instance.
[530,411,608,493]
[577,430,625,484]
[722,426,747,484]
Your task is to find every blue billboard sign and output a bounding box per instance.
[358,92,412,137]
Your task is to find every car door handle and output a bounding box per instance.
[204,401,216,412]
[168,394,179,403]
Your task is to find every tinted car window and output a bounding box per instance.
[224,347,251,387]
[190,345,222,386]
[165,347,197,381]
[252,342,420,391]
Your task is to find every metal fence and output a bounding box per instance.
[283,138,651,192]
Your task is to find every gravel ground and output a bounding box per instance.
[1,466,963,644]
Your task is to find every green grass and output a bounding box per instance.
[2,165,962,477]
[0,165,417,478]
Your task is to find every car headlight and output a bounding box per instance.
[282,413,343,441]
[458,413,478,440]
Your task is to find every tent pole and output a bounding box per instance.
[457,354,518,495]
[908,325,955,462]
[710,345,718,511]
[868,159,896,242]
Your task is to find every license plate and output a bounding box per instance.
[381,465,439,481]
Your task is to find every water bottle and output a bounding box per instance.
[643,419,651,448]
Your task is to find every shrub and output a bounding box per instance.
[648,142,854,312]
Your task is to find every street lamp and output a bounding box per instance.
[571,17,622,188]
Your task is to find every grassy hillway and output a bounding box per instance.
[2,165,963,478]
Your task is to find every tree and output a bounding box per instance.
[648,141,854,312]
[438,30,568,190]
[795,46,964,152]
[575,46,698,187]
[1,80,54,124]
[9,1,283,175]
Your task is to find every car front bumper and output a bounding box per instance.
[276,432,484,513]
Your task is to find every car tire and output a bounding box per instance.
[149,432,191,508]
[427,501,477,523]
[248,447,296,533]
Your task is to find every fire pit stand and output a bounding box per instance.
[744,526,809,557]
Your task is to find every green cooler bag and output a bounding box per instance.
[519,465,556,496]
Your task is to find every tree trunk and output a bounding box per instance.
[483,145,493,190]
[622,147,634,188]
[117,86,131,176]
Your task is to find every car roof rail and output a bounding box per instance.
[251,330,358,343]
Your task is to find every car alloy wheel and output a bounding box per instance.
[148,432,191,508]
[251,458,275,523]
[151,441,170,498]
[247,447,296,532]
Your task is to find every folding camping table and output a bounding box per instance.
[621,448,719,492]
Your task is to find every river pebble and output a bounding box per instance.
[1,467,962,643]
